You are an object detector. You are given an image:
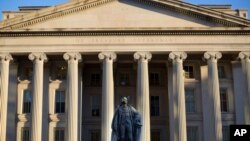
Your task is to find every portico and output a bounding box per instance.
[0,50,250,141]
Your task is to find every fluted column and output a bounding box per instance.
[98,52,116,141]
[28,53,47,141]
[169,52,187,141]
[203,52,222,141]
[134,52,151,141]
[0,54,13,141]
[239,52,250,124]
[63,52,82,141]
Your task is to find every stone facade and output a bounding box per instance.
[0,0,250,141]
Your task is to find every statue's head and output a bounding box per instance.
[121,97,128,104]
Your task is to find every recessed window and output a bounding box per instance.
[21,127,30,141]
[243,13,247,18]
[91,95,100,117]
[150,96,160,116]
[222,126,230,141]
[218,66,226,79]
[90,130,101,141]
[187,126,198,141]
[23,90,32,114]
[185,89,195,113]
[55,65,67,80]
[23,66,33,80]
[90,73,101,86]
[220,89,228,112]
[184,66,194,79]
[150,72,160,86]
[54,128,65,141]
[119,72,130,86]
[55,90,65,113]
[151,130,161,141]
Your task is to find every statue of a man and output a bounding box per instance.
[111,97,142,141]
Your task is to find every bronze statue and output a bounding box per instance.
[111,97,142,141]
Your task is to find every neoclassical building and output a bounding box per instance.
[0,0,250,141]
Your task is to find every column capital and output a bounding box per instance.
[28,52,48,62]
[239,52,250,62]
[98,52,117,61]
[134,52,152,61]
[63,52,82,62]
[169,51,187,62]
[204,51,222,62]
[0,53,13,62]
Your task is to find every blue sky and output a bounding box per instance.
[0,0,249,20]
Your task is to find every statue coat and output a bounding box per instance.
[111,105,142,141]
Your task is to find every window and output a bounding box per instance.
[21,127,30,141]
[220,89,228,112]
[218,66,226,79]
[119,72,130,86]
[23,90,32,113]
[222,126,230,141]
[91,73,101,86]
[150,96,160,116]
[23,66,33,80]
[91,95,100,117]
[187,126,198,141]
[243,13,247,18]
[150,73,160,86]
[55,90,65,113]
[54,128,65,141]
[185,89,195,113]
[184,66,194,78]
[91,130,101,141]
[55,65,67,80]
[151,130,161,141]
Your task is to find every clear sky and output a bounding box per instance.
[0,0,249,21]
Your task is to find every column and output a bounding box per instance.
[28,53,47,141]
[6,61,18,141]
[63,52,82,141]
[134,52,151,141]
[98,52,116,141]
[168,52,187,141]
[203,51,222,141]
[231,61,246,124]
[239,52,250,124]
[0,54,13,141]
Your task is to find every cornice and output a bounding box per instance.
[0,0,249,30]
[0,29,250,37]
[0,0,116,30]
[138,0,250,27]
